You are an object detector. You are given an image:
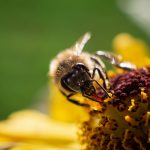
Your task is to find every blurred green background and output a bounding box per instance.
[0,0,149,119]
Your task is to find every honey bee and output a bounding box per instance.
[49,33,136,107]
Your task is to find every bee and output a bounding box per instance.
[49,33,136,107]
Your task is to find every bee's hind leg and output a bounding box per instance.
[95,51,136,71]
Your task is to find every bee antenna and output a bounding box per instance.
[72,32,91,56]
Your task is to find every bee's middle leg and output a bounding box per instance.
[92,67,109,89]
[91,56,110,90]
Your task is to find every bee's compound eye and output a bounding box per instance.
[67,78,71,83]
[73,63,89,71]
[81,79,85,83]
[77,81,81,86]
[75,70,79,74]
[72,73,76,78]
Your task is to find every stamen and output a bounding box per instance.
[79,68,150,149]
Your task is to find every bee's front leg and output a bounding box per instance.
[95,51,136,71]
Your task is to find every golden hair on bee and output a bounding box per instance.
[49,33,94,85]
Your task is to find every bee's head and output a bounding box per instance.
[80,80,96,96]
[61,63,92,92]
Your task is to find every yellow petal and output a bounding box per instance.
[49,82,89,122]
[0,110,77,145]
[113,33,150,67]
[9,142,79,150]
[0,137,16,149]
[0,141,79,150]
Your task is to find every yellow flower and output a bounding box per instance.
[79,34,150,149]
[0,33,149,150]
[113,33,150,67]
[0,110,79,150]
[79,70,150,149]
[49,82,89,123]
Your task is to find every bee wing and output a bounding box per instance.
[71,32,91,56]
[96,51,136,70]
